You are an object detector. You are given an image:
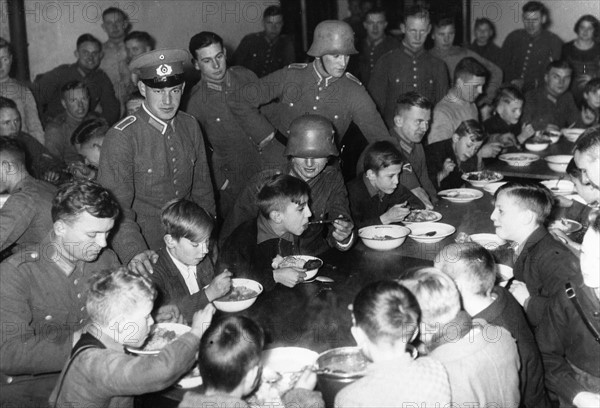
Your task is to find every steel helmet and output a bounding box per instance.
[284,114,339,158]
[307,20,358,57]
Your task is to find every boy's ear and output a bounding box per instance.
[451,133,460,144]
[269,210,283,224]
[365,168,377,181]
[53,219,66,238]
[164,234,176,248]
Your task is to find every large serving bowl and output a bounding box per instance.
[358,225,410,251]
[461,171,503,188]
[213,278,263,312]
[545,155,572,173]
[279,255,323,280]
[408,222,456,244]
[562,128,585,143]
[316,347,369,407]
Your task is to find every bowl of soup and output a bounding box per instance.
[358,225,411,250]
[213,278,263,312]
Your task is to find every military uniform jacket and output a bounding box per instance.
[97,104,215,263]
[257,61,389,145]
[231,32,295,78]
[368,44,449,128]
[0,234,118,397]
[358,35,400,85]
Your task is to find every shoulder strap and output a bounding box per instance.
[565,283,600,344]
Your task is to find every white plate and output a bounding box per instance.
[548,218,583,234]
[126,323,191,355]
[402,210,442,224]
[499,153,540,166]
[483,181,507,195]
[564,194,586,205]
[438,188,484,203]
[469,233,507,251]
[461,171,504,187]
[408,222,456,243]
[541,180,575,196]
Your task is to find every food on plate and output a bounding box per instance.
[466,170,501,182]
[549,218,570,232]
[371,235,398,240]
[527,135,552,144]
[303,259,323,270]
[404,210,439,222]
[218,286,259,302]
[143,327,178,351]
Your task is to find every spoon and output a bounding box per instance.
[302,276,335,284]
[438,191,459,197]
[412,231,437,237]
[551,177,563,191]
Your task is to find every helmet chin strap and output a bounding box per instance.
[316,57,333,78]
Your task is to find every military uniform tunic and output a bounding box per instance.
[231,32,295,78]
[358,35,400,85]
[257,61,389,146]
[368,44,449,128]
[97,104,215,263]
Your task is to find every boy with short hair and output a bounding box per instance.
[347,141,423,228]
[50,266,215,407]
[151,199,232,324]
[491,181,582,326]
[219,174,312,289]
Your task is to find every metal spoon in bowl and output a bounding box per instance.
[412,231,437,237]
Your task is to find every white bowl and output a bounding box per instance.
[408,222,456,244]
[483,181,507,195]
[461,171,503,187]
[562,128,585,143]
[541,180,575,196]
[261,347,319,391]
[127,322,191,355]
[359,225,411,250]
[469,233,507,251]
[525,141,550,152]
[213,278,263,313]
[496,264,514,282]
[545,155,573,173]
[279,255,323,280]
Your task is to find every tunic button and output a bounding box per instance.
[289,102,294,107]
[77,293,81,299]
[172,158,176,162]
[175,190,179,195]
[414,76,417,79]
[147,169,152,173]
[81,307,85,311]
[79,319,84,324]
[45,315,52,320]
[413,84,417,87]
[173,180,178,185]
[395,78,399,83]
[170,147,174,151]
[216,118,221,122]
[174,168,178,173]
[334,115,339,119]
[594,312,599,316]
[528,43,533,47]
[413,67,417,71]
[316,96,319,100]
[74,279,78,285]
[313,106,317,110]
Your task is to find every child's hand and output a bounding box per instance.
[128,250,159,275]
[509,280,530,307]
[438,158,456,182]
[271,254,284,269]
[190,304,216,338]
[205,270,233,301]
[380,202,410,224]
[155,304,184,324]
[477,142,503,159]
[517,123,535,144]
[332,216,353,242]
[273,267,306,287]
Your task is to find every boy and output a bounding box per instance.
[347,141,423,228]
[491,181,582,326]
[179,316,323,407]
[219,174,312,290]
[151,199,232,324]
[50,267,215,407]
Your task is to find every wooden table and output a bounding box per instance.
[485,138,576,180]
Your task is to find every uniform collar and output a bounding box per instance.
[202,69,230,92]
[39,231,78,276]
[256,214,294,244]
[141,102,172,135]
[311,61,339,88]
[544,88,558,104]
[393,128,415,155]
[401,42,425,58]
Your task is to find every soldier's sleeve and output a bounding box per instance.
[43,124,64,158]
[0,193,36,252]
[231,35,250,67]
[346,78,391,144]
[0,260,72,375]
[257,67,288,107]
[367,56,388,113]
[98,71,120,125]
[190,121,216,216]
[97,125,148,263]
[550,34,563,61]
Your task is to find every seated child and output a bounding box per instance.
[537,215,600,408]
[219,174,312,290]
[347,141,424,228]
[151,198,232,324]
[125,91,144,116]
[491,181,582,326]
[335,280,451,407]
[580,78,600,127]
[67,118,108,180]
[435,242,550,408]
[179,316,324,408]
[49,266,215,407]
[483,85,535,146]
[426,119,485,190]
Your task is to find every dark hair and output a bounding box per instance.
[124,31,155,49]
[0,96,18,111]
[71,118,108,146]
[403,5,430,23]
[474,18,495,37]
[522,1,547,16]
[161,198,214,243]
[454,119,486,142]
[566,158,582,179]
[363,141,404,173]
[364,8,387,21]
[76,33,102,50]
[433,16,455,30]
[394,92,433,117]
[584,78,600,95]
[545,59,572,74]
[494,181,553,224]
[60,81,89,100]
[102,7,128,21]
[189,32,223,58]
[575,125,600,157]
[199,316,264,392]
[574,14,599,36]
[257,174,310,218]
[51,180,120,223]
[353,280,420,344]
[0,136,26,165]
[0,37,14,57]
[126,91,144,103]
[454,57,488,83]
[492,85,524,109]
[263,5,283,19]
[435,242,496,296]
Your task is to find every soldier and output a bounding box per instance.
[97,49,215,272]
[358,9,399,85]
[368,6,449,128]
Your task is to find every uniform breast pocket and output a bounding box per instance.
[31,305,71,331]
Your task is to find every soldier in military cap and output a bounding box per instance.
[0,180,120,406]
[255,20,391,163]
[97,49,215,272]
[220,114,355,255]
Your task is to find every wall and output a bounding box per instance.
[1,0,277,80]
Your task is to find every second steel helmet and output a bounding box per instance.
[284,114,339,158]
[307,20,358,57]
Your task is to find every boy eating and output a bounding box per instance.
[219,174,312,289]
[50,267,215,407]
[491,181,582,326]
[347,141,423,228]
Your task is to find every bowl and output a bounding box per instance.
[261,347,319,392]
[525,141,550,152]
[127,322,191,355]
[498,153,540,167]
[469,233,507,251]
[461,171,503,187]
[358,225,411,250]
[213,278,263,312]
[496,264,514,282]
[316,347,369,407]
[541,180,575,196]
[279,255,323,280]
[562,128,585,143]
[545,155,573,173]
[408,222,456,244]
[483,181,507,195]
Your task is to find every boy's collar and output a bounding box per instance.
[363,173,384,198]
[256,215,294,244]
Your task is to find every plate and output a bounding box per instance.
[408,222,456,243]
[483,181,507,195]
[402,210,442,223]
[0,194,8,208]
[438,188,484,203]
[498,153,540,167]
[540,180,575,196]
[461,171,503,187]
[564,193,586,205]
[261,347,318,390]
[126,323,190,355]
[548,218,583,234]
